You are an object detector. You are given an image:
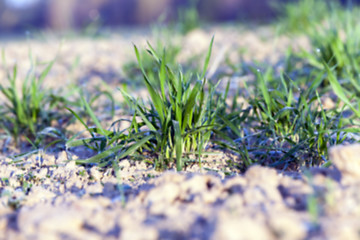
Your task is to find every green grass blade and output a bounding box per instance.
[76,135,152,164]
[38,60,54,85]
[324,62,360,117]
[173,120,183,171]
[65,106,95,138]
[257,70,272,118]
[81,96,106,137]
[219,115,241,137]
[135,105,156,131]
[201,36,214,80]
[134,45,165,122]
[182,80,201,131]
[159,49,167,100]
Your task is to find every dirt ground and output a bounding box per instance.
[1,26,360,240]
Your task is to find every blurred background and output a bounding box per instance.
[0,0,359,33]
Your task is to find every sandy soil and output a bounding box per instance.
[1,26,360,240]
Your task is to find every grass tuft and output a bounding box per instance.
[0,50,66,145]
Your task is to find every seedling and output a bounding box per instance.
[121,37,220,171]
[0,49,66,145]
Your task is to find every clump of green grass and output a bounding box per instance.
[0,49,65,145]
[250,69,345,167]
[217,63,358,170]
[122,37,221,171]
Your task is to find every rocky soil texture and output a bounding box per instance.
[1,144,360,240]
[1,27,360,240]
